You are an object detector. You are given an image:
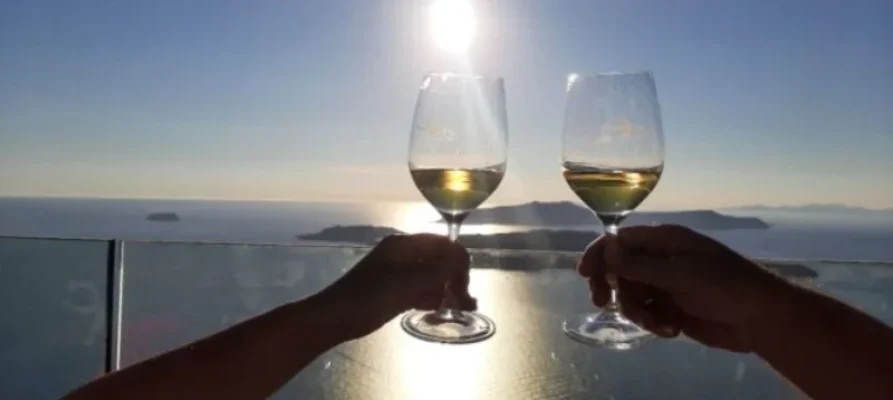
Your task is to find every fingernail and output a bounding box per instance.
[659,325,677,337]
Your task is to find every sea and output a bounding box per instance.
[1,197,892,261]
[2,197,893,399]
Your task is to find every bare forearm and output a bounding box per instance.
[64,292,350,400]
[753,284,893,399]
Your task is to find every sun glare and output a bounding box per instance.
[429,0,477,55]
[394,202,442,234]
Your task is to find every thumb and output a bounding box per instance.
[405,239,467,281]
[446,247,476,311]
[408,244,477,312]
[605,240,682,291]
[438,242,470,281]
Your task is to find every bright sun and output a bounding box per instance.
[429,0,477,55]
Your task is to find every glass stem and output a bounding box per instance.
[604,222,621,312]
[447,220,460,242]
[437,217,463,319]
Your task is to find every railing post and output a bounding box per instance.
[104,240,125,373]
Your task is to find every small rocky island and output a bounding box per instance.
[146,212,180,222]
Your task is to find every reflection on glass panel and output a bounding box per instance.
[120,243,823,399]
[119,242,366,363]
[120,242,369,398]
[808,261,893,324]
[0,237,109,400]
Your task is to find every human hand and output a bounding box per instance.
[580,225,792,352]
[322,234,476,339]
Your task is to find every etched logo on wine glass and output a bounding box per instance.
[600,118,651,137]
[426,125,457,142]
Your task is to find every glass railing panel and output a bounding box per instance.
[119,240,368,400]
[0,237,110,400]
[806,260,893,324]
[118,243,841,399]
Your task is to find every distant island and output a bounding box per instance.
[299,225,400,244]
[438,202,769,230]
[297,225,817,278]
[730,204,893,216]
[300,225,608,252]
[146,212,180,222]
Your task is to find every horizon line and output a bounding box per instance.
[1,194,890,212]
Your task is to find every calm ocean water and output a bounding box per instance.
[4,241,892,400]
[1,197,892,261]
[2,197,893,399]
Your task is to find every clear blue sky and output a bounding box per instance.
[1,0,891,209]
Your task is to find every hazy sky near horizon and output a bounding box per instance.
[1,0,891,209]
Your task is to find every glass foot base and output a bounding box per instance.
[401,309,495,344]
[563,309,653,350]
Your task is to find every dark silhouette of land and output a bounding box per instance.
[299,225,400,244]
[731,204,893,216]
[297,225,817,278]
[299,226,744,253]
[146,212,180,222]
[439,201,770,229]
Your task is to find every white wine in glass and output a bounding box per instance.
[411,168,504,216]
[562,165,661,216]
[403,73,507,344]
[561,71,665,350]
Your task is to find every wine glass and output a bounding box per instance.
[403,72,507,344]
[560,71,665,349]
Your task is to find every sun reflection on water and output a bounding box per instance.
[396,337,487,400]
[388,269,513,400]
[391,201,524,236]
[326,268,560,399]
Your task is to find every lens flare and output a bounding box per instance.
[429,0,477,55]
